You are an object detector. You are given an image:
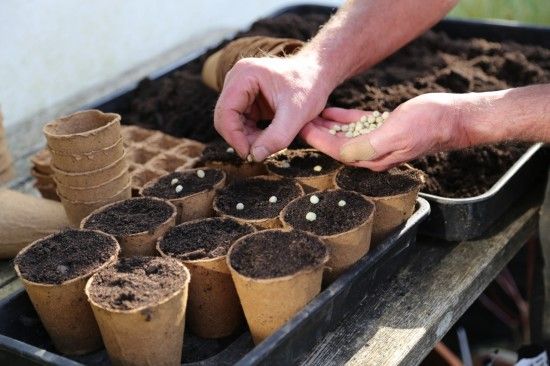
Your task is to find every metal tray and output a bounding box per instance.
[419,143,549,241]
[0,198,429,366]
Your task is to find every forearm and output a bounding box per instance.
[457,84,550,146]
[297,0,458,91]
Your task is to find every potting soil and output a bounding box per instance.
[200,141,247,165]
[229,230,327,279]
[336,166,423,197]
[283,190,374,236]
[141,170,224,199]
[267,150,341,177]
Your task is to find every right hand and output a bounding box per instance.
[214,54,332,161]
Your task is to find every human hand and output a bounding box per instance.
[214,54,333,162]
[300,93,468,171]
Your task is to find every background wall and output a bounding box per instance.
[1,0,547,129]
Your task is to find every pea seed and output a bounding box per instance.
[196,169,205,178]
[338,200,347,207]
[175,185,183,193]
[310,195,320,204]
[171,178,179,185]
[373,111,381,117]
[313,165,322,172]
[269,196,277,203]
[306,212,317,221]
[236,203,244,210]
[226,147,235,153]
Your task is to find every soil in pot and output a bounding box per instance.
[86,256,190,365]
[158,217,255,338]
[199,141,266,181]
[335,166,423,243]
[227,229,329,344]
[213,176,303,228]
[82,197,177,256]
[14,229,120,355]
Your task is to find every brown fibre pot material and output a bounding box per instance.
[212,175,304,230]
[13,231,120,355]
[35,183,60,202]
[204,161,267,183]
[157,219,255,339]
[85,260,190,366]
[140,169,227,224]
[55,169,130,202]
[82,198,177,257]
[52,151,129,188]
[30,148,54,175]
[31,167,55,186]
[227,229,329,344]
[0,189,70,258]
[49,138,125,173]
[59,182,132,227]
[280,194,375,283]
[202,36,304,91]
[43,110,122,155]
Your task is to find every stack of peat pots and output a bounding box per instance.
[43,110,131,226]
[30,148,59,200]
[0,108,15,184]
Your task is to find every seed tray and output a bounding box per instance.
[0,198,430,366]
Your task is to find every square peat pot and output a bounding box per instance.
[0,198,430,366]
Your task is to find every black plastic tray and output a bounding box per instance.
[419,143,549,241]
[0,198,430,366]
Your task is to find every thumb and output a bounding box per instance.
[249,106,303,161]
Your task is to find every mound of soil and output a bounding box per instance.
[121,10,549,197]
[200,141,245,166]
[15,229,118,285]
[142,169,224,199]
[336,166,423,197]
[267,150,341,178]
[229,230,327,279]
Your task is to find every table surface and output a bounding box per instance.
[0,34,543,366]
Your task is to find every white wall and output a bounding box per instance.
[0,0,340,128]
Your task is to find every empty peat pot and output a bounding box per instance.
[281,189,375,282]
[82,197,177,256]
[85,256,190,366]
[265,149,342,192]
[213,175,304,229]
[199,141,266,182]
[49,138,125,173]
[335,166,424,243]
[157,217,255,338]
[140,168,226,224]
[227,229,329,344]
[43,109,122,155]
[13,229,120,355]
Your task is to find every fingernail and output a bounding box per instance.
[251,146,269,162]
[340,140,376,163]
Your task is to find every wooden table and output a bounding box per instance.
[0,34,544,366]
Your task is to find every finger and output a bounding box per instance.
[214,76,260,158]
[321,107,371,123]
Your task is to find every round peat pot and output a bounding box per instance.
[85,256,190,366]
[43,110,122,154]
[213,175,304,229]
[13,229,120,355]
[140,168,226,224]
[30,148,53,175]
[335,166,424,244]
[200,142,266,182]
[49,138,125,173]
[55,169,130,202]
[82,197,177,256]
[31,167,55,186]
[265,149,342,192]
[227,229,329,344]
[281,190,375,282]
[52,151,129,188]
[58,182,132,227]
[157,217,255,338]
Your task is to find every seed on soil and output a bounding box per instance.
[196,169,205,178]
[338,200,347,207]
[226,147,235,153]
[313,165,322,172]
[236,202,244,210]
[56,265,68,274]
[269,196,277,203]
[281,161,290,168]
[305,212,317,221]
[310,195,320,204]
[175,185,183,193]
[170,178,179,185]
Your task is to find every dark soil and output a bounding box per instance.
[87,256,187,311]
[121,10,549,197]
[215,177,302,220]
[229,230,327,279]
[283,190,374,236]
[83,197,175,235]
[141,169,224,199]
[159,217,255,260]
[336,166,423,197]
[199,141,245,166]
[15,229,118,285]
[267,150,341,177]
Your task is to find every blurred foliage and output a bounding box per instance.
[449,0,550,26]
